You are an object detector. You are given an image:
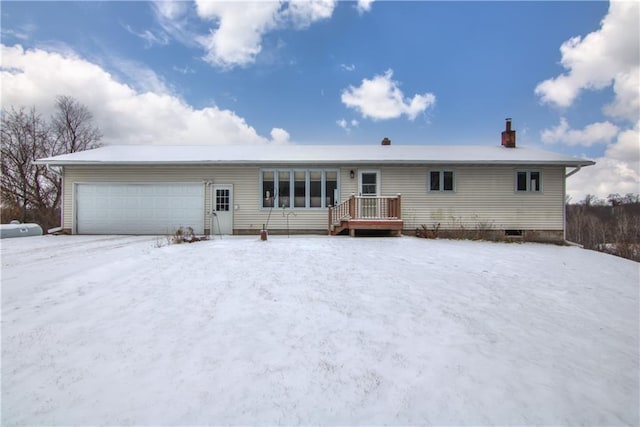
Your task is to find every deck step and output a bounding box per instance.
[331,219,404,236]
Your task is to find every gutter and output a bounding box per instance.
[36,160,597,168]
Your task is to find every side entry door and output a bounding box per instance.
[212,184,233,235]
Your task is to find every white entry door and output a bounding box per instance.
[212,184,233,235]
[358,170,380,218]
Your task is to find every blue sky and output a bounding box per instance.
[1,1,638,200]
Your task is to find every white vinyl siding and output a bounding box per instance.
[338,166,564,231]
[63,166,333,233]
[62,164,566,234]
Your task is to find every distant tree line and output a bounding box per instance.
[1,96,102,231]
[566,193,640,262]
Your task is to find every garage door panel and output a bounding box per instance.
[76,183,204,234]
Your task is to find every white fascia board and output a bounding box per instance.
[36,159,596,167]
[34,144,596,168]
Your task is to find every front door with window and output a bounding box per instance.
[358,170,380,218]
[212,184,233,235]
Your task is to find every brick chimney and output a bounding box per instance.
[501,118,516,148]
[381,137,391,146]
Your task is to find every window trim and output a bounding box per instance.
[428,169,455,192]
[358,169,381,197]
[515,170,543,193]
[260,168,340,209]
[260,169,276,208]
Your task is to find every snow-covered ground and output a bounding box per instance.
[1,235,638,425]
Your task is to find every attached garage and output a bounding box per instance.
[75,183,205,235]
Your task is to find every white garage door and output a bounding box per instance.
[76,183,205,234]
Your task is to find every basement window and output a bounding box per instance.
[505,229,523,237]
[516,171,541,192]
[429,170,454,192]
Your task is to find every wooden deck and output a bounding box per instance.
[328,195,404,236]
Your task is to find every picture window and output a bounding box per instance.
[261,169,339,208]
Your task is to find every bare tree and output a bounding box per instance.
[582,194,598,207]
[51,95,102,154]
[567,194,640,262]
[1,107,52,223]
[1,97,102,230]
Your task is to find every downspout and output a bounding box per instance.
[205,181,213,237]
[564,166,583,243]
[46,164,63,179]
[565,166,582,178]
[47,165,64,233]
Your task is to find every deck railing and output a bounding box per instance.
[329,194,402,229]
[329,198,352,226]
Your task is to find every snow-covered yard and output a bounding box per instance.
[1,235,638,425]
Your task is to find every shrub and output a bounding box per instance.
[415,223,440,239]
[170,226,208,244]
[416,221,499,242]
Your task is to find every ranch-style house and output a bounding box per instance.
[38,120,594,242]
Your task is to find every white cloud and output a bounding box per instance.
[151,1,200,48]
[283,0,336,29]
[541,118,619,146]
[109,57,174,95]
[270,127,291,144]
[566,123,640,201]
[340,63,355,72]
[534,0,639,118]
[357,0,374,14]
[341,69,436,121]
[195,1,282,69]
[336,118,360,133]
[536,1,640,200]
[603,67,640,122]
[123,25,170,48]
[606,122,640,164]
[189,0,336,69]
[172,65,195,75]
[0,44,289,146]
[1,24,36,41]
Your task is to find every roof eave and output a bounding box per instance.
[36,159,596,167]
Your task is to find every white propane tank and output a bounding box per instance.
[0,222,44,239]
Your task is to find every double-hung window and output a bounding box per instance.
[261,169,339,208]
[516,170,541,192]
[262,171,275,207]
[429,170,454,192]
[309,171,322,208]
[294,171,306,208]
[325,171,337,207]
[278,171,291,207]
